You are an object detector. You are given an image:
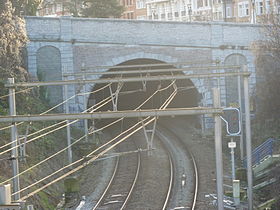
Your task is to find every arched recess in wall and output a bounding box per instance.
[36,46,62,107]
[224,54,247,107]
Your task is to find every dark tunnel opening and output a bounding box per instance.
[88,59,200,128]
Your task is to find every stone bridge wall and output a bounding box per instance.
[25,16,264,127]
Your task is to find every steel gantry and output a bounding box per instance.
[2,65,254,210]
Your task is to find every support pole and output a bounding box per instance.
[8,78,20,201]
[243,66,253,210]
[64,84,73,164]
[109,82,123,111]
[82,74,88,142]
[233,180,240,206]
[141,119,157,156]
[213,88,224,210]
[230,137,236,180]
[238,69,244,160]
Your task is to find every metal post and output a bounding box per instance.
[213,88,224,210]
[230,137,236,180]
[8,78,20,201]
[64,84,72,164]
[82,72,88,142]
[243,66,253,210]
[233,180,240,206]
[238,71,244,160]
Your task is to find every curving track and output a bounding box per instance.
[78,118,199,210]
[156,121,199,210]
[92,140,141,210]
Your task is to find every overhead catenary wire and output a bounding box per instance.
[0,94,113,156]
[16,85,177,200]
[0,118,121,186]
[17,117,155,200]
[1,79,176,152]
[0,87,36,131]
[0,83,112,149]
[13,80,177,199]
[0,87,35,100]
[1,79,175,153]
[2,80,176,186]
[0,83,111,132]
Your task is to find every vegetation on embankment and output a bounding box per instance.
[0,80,84,209]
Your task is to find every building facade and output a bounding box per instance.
[37,0,73,17]
[145,0,277,23]
[36,0,278,23]
[119,0,148,20]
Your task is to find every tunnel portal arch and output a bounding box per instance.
[86,58,201,128]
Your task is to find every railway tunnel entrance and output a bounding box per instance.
[87,59,201,128]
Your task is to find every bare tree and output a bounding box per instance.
[253,15,280,121]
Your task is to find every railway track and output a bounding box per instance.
[92,140,141,210]
[156,122,199,210]
[83,119,198,210]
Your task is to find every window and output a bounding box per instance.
[204,0,208,7]
[238,2,249,17]
[256,1,263,15]
[226,7,231,17]
[238,4,242,16]
[175,11,179,17]
[181,10,186,16]
[167,12,172,19]
[245,3,249,15]
[266,0,270,13]
[56,3,62,12]
[161,13,166,19]
[136,0,146,9]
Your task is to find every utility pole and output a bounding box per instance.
[81,63,88,142]
[238,65,244,160]
[229,137,236,180]
[243,65,253,210]
[223,0,227,22]
[64,84,73,164]
[8,78,20,201]
[213,88,224,210]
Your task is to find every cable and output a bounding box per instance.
[1,79,176,155]
[0,83,111,132]
[18,92,177,200]
[14,83,177,199]
[0,94,112,155]
[0,116,124,186]
[1,81,174,185]
[40,83,111,115]
[0,95,113,156]
[0,84,112,150]
[0,87,35,100]
[14,116,151,197]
